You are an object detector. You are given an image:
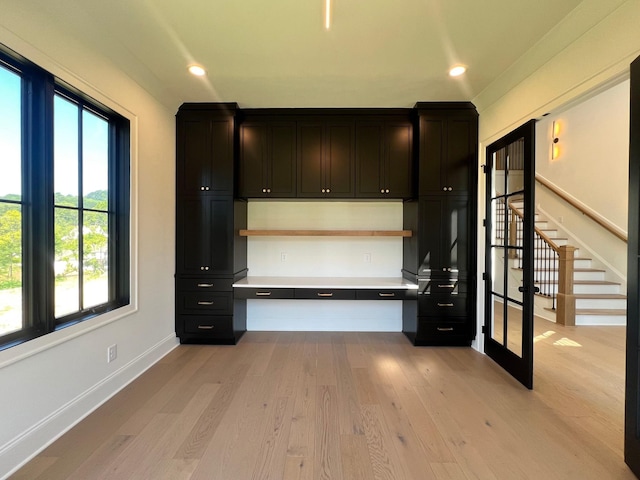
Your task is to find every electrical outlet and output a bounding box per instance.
[281,252,288,262]
[363,253,371,263]
[107,344,117,363]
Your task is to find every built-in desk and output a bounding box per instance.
[233,276,417,332]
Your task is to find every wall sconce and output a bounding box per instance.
[551,120,560,159]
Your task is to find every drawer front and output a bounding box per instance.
[178,292,233,314]
[417,320,472,345]
[418,278,467,295]
[356,289,415,300]
[418,294,468,316]
[180,315,234,337]
[294,289,356,300]
[177,278,234,292]
[234,288,295,299]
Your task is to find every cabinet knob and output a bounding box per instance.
[201,186,206,191]
[200,266,209,271]
[448,187,453,191]
[262,188,267,193]
[385,189,390,194]
[326,188,330,193]
[381,189,385,193]
[321,189,325,193]
[267,188,271,193]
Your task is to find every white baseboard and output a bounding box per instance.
[0,334,179,480]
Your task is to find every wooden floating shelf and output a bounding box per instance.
[239,229,413,237]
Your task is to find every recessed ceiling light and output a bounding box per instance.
[188,64,206,77]
[449,65,467,77]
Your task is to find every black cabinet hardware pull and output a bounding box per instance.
[198,325,214,330]
[437,327,454,332]
[317,293,333,297]
[437,303,454,307]
[197,301,214,305]
[256,291,272,296]
[378,293,395,297]
[197,283,214,288]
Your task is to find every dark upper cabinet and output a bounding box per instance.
[297,119,355,198]
[355,118,413,198]
[176,107,235,196]
[239,119,296,197]
[416,104,478,195]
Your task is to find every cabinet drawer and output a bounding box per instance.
[181,315,234,337]
[234,288,294,299]
[417,320,472,346]
[178,292,233,314]
[177,278,234,292]
[418,278,467,295]
[418,294,468,316]
[356,289,415,300]
[294,289,356,300]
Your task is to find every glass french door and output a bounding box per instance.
[484,120,536,389]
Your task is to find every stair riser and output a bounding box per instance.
[532,271,606,281]
[532,284,621,296]
[574,284,621,294]
[576,315,626,326]
[514,259,593,269]
[576,299,627,309]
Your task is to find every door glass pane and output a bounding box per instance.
[491,245,505,345]
[55,208,79,318]
[0,64,23,336]
[83,211,108,308]
[505,300,523,357]
[506,138,525,195]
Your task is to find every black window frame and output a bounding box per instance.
[0,43,130,349]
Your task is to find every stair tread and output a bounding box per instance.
[576,309,627,315]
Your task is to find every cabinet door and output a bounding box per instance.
[418,195,469,275]
[176,197,234,275]
[325,122,355,197]
[177,114,234,196]
[355,123,385,197]
[385,122,413,197]
[239,122,267,197]
[297,123,324,197]
[418,112,476,195]
[268,123,296,197]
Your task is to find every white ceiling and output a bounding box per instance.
[4,0,618,111]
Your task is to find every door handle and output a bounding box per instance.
[518,286,540,293]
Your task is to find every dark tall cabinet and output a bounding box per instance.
[403,102,478,346]
[175,103,247,344]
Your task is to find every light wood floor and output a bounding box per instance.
[12,319,636,479]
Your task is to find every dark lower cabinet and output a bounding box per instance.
[175,277,247,344]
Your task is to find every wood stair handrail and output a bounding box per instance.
[507,198,561,252]
[535,174,627,243]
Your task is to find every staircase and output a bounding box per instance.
[510,201,626,326]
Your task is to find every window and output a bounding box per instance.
[0,44,130,348]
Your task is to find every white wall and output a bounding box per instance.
[0,6,177,478]
[245,201,404,331]
[535,80,629,230]
[472,0,640,350]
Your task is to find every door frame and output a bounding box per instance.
[625,54,640,477]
